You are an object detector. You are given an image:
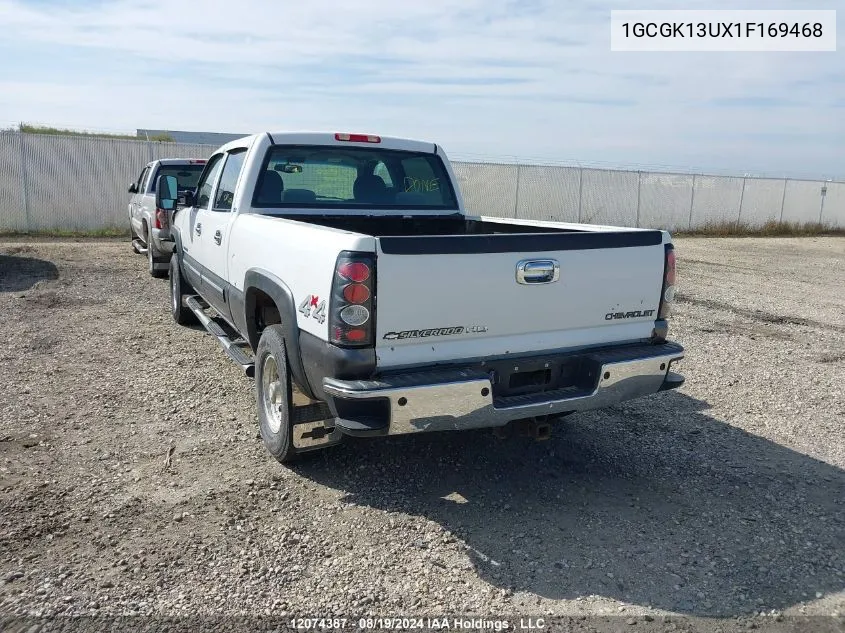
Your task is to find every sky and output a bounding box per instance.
[0,0,842,179]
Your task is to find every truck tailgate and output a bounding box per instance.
[374,230,667,369]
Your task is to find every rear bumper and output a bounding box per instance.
[322,342,684,436]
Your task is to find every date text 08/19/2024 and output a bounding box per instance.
[288,617,547,630]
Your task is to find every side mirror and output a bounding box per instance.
[155,174,178,211]
[128,183,138,194]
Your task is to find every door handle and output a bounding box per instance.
[516,259,560,284]
[195,223,202,236]
[214,230,222,245]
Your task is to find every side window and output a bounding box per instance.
[135,167,149,192]
[213,149,248,212]
[142,166,156,193]
[373,161,394,188]
[195,154,225,209]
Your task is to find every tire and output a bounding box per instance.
[169,253,196,325]
[148,228,167,278]
[255,325,300,464]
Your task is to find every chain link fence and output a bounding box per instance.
[1,131,842,232]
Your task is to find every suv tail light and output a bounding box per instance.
[153,208,168,230]
[330,252,375,347]
[658,244,676,320]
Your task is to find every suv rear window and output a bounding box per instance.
[152,164,205,192]
[253,145,458,210]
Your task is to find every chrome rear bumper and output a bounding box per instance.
[322,342,685,436]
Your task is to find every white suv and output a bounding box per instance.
[128,158,207,277]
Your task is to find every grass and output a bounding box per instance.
[4,123,174,142]
[674,220,845,237]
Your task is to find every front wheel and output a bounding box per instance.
[255,325,299,464]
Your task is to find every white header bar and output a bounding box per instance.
[611,10,836,52]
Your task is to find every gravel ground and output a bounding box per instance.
[0,236,843,632]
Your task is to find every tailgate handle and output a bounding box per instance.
[516,259,560,285]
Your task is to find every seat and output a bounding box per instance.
[353,175,389,204]
[257,170,284,204]
[283,188,317,204]
[394,191,427,205]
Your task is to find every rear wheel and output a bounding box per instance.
[255,325,300,464]
[169,254,196,325]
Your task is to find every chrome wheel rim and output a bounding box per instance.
[262,354,283,434]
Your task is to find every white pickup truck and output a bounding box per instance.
[156,131,684,464]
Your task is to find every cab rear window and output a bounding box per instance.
[252,145,458,209]
[152,164,205,191]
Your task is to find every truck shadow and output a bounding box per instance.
[294,391,845,617]
[0,253,60,292]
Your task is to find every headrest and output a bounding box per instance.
[257,170,284,203]
[353,174,388,203]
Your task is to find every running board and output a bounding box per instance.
[132,238,148,255]
[185,295,255,377]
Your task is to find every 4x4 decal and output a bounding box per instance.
[298,294,327,324]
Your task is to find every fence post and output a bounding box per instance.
[779,180,788,222]
[819,181,829,224]
[635,171,642,228]
[577,167,583,223]
[736,176,747,227]
[687,174,697,230]
[17,132,31,232]
[512,161,522,219]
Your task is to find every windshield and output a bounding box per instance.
[154,164,205,191]
[253,145,458,210]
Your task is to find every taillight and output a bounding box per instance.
[339,305,370,326]
[335,133,381,143]
[337,262,370,282]
[154,208,168,230]
[342,284,370,304]
[658,245,676,319]
[330,252,375,347]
